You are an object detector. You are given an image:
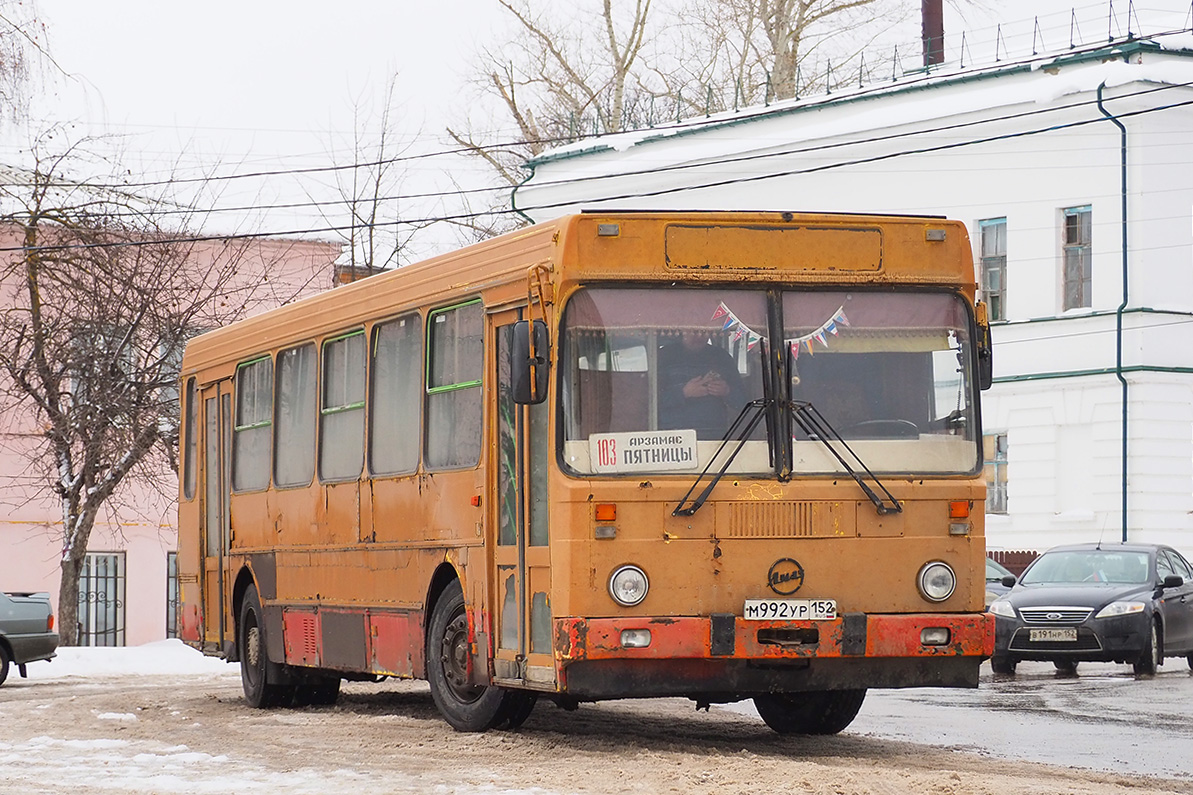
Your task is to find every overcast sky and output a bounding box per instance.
[10,1,1193,254]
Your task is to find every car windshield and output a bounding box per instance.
[558,286,979,476]
[986,559,1011,582]
[1020,550,1151,585]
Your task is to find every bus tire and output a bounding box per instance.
[753,689,867,735]
[295,677,341,706]
[427,580,506,732]
[239,584,291,708]
[495,689,538,730]
[0,645,10,687]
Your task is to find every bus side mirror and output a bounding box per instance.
[512,319,549,405]
[975,301,994,391]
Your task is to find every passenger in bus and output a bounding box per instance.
[657,330,747,438]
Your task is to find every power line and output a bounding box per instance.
[3,55,1193,252]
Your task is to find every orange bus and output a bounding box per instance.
[177,211,995,734]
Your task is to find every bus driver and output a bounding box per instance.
[657,330,747,438]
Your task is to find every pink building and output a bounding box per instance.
[0,228,341,646]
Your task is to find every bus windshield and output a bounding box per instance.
[560,287,978,477]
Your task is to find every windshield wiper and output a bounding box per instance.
[671,398,769,517]
[791,401,902,515]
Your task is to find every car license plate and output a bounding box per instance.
[743,599,837,621]
[1029,628,1077,642]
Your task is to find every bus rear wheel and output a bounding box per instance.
[753,689,867,735]
[239,584,292,708]
[427,580,507,732]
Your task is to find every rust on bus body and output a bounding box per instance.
[555,613,993,663]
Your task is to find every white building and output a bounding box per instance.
[514,36,1193,559]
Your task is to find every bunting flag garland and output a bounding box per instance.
[710,302,849,359]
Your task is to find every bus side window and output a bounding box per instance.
[320,330,366,481]
[232,356,273,492]
[426,301,483,469]
[370,314,422,476]
[182,377,197,499]
[275,344,317,488]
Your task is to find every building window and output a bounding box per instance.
[984,433,1008,514]
[232,355,273,492]
[320,330,366,481]
[978,218,1006,321]
[166,552,179,639]
[275,344,317,487]
[426,300,483,469]
[1062,206,1092,310]
[371,313,423,476]
[78,552,126,647]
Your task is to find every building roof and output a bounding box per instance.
[522,38,1193,172]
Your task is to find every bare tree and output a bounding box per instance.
[0,0,51,122]
[314,74,432,279]
[0,132,299,645]
[447,0,910,228]
[446,0,657,234]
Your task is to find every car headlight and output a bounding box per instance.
[608,564,649,607]
[1094,601,1145,619]
[988,599,1016,618]
[917,561,956,602]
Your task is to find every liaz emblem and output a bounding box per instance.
[767,558,805,595]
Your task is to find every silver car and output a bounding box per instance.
[0,590,59,685]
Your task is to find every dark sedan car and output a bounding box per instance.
[989,542,1193,675]
[0,590,58,686]
[985,557,1014,609]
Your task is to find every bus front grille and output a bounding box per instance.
[723,501,854,538]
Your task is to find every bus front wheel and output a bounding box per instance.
[427,580,508,732]
[753,689,867,735]
[239,584,291,708]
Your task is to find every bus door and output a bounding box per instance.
[200,380,233,655]
[492,312,555,688]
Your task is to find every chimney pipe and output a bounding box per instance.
[922,0,944,66]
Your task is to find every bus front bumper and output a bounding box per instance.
[553,612,994,699]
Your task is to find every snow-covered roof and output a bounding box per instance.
[524,37,1193,171]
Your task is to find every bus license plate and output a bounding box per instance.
[1029,628,1077,642]
[743,599,837,621]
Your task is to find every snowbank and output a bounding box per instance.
[44,639,234,678]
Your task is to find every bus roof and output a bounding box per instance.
[182,211,974,381]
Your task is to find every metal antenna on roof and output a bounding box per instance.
[858,53,866,87]
[1128,0,1138,40]
[891,45,900,81]
[1032,17,1043,55]
[795,65,802,99]
[1070,9,1082,49]
[1108,0,1115,43]
[676,88,682,123]
[705,85,713,117]
[826,61,834,94]
[995,24,1006,61]
[764,72,772,106]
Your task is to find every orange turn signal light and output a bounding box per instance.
[594,503,617,522]
[949,500,970,519]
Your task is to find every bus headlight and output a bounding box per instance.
[609,565,649,607]
[917,561,956,602]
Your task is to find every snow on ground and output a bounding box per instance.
[39,639,234,678]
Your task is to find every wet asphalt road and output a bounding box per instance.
[833,660,1192,779]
